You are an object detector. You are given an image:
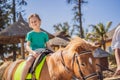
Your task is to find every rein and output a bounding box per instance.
[60,50,98,80]
[75,52,98,80]
[60,50,76,79]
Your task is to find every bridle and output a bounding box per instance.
[60,50,99,80]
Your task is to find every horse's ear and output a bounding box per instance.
[94,45,100,49]
[82,41,98,51]
[95,44,101,47]
[91,45,99,50]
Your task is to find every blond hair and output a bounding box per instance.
[28,13,41,22]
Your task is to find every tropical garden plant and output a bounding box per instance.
[86,21,112,50]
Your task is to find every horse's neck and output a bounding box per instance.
[61,50,75,70]
[46,49,73,69]
[46,50,74,80]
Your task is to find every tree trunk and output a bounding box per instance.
[78,0,84,38]
[13,50,16,61]
[12,0,16,22]
[20,38,25,59]
[103,40,106,50]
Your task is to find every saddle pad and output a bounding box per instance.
[14,56,46,80]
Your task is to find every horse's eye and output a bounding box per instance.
[81,63,85,66]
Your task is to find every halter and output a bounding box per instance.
[60,50,99,80]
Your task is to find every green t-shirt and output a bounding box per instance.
[26,30,49,50]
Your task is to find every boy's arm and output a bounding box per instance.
[26,41,38,58]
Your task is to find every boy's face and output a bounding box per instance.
[29,16,41,29]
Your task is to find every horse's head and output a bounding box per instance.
[63,37,99,80]
[73,51,98,80]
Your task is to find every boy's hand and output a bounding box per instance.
[32,51,39,58]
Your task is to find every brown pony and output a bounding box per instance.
[0,37,99,80]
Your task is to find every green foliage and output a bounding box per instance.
[15,0,28,17]
[0,0,11,31]
[86,21,112,50]
[0,0,28,30]
[0,0,28,59]
[53,22,73,37]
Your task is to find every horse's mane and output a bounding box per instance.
[52,37,99,61]
[64,37,98,52]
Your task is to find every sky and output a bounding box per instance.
[23,0,120,34]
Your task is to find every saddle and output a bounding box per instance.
[28,49,53,78]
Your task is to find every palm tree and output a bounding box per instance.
[66,0,87,38]
[53,22,71,37]
[86,21,112,50]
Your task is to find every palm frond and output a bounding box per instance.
[106,21,112,32]
[97,23,105,34]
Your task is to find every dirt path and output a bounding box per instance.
[103,66,118,80]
